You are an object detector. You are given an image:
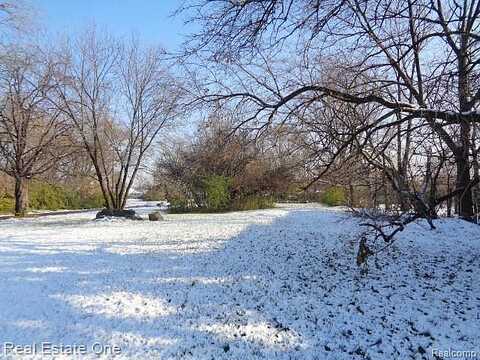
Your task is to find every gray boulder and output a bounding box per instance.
[148,211,164,221]
[95,208,142,220]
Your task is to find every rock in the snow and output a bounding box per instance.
[95,208,142,220]
[148,211,164,221]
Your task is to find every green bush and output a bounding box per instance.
[321,186,346,206]
[64,190,104,209]
[168,195,192,213]
[29,181,104,211]
[202,175,232,211]
[29,182,67,210]
[232,195,275,211]
[78,192,105,209]
[0,181,105,213]
[167,176,276,214]
[0,195,14,214]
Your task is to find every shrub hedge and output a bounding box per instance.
[321,186,346,206]
[0,181,105,214]
[168,175,275,213]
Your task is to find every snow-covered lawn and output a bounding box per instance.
[0,203,478,359]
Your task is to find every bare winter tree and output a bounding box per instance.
[110,38,182,209]
[0,47,70,215]
[179,0,480,220]
[54,29,182,210]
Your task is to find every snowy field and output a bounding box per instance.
[0,202,479,359]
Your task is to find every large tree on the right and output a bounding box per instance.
[180,0,480,219]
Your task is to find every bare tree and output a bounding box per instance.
[0,47,69,215]
[111,38,182,209]
[54,29,182,210]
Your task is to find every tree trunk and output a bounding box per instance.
[471,123,479,219]
[348,182,356,208]
[456,149,474,219]
[14,177,28,216]
[455,35,474,219]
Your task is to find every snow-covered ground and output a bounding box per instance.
[0,203,478,359]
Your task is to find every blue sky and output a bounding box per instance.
[33,0,192,51]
